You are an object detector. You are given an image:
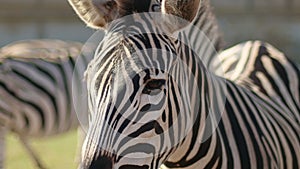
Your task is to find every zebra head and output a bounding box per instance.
[69,0,222,169]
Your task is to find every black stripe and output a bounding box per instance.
[238,90,264,168]
[226,84,250,168]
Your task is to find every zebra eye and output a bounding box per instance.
[142,79,165,94]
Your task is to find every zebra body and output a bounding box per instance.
[0,39,87,168]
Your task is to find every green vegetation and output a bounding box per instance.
[6,130,78,169]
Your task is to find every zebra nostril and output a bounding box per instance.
[89,155,113,169]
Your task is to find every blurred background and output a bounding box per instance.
[1,0,299,61]
[0,0,299,168]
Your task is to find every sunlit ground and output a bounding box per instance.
[6,130,78,169]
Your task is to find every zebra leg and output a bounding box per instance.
[18,135,47,169]
[0,126,6,169]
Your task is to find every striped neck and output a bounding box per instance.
[163,37,227,169]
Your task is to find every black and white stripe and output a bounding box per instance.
[217,41,300,110]
[0,39,87,168]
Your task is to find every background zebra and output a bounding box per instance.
[68,0,300,169]
[216,40,300,106]
[0,39,88,169]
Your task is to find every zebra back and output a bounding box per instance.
[218,41,300,120]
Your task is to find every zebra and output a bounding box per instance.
[2,2,218,169]
[0,2,222,169]
[0,39,89,169]
[68,0,300,169]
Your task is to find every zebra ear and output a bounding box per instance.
[161,0,201,32]
[68,0,119,29]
